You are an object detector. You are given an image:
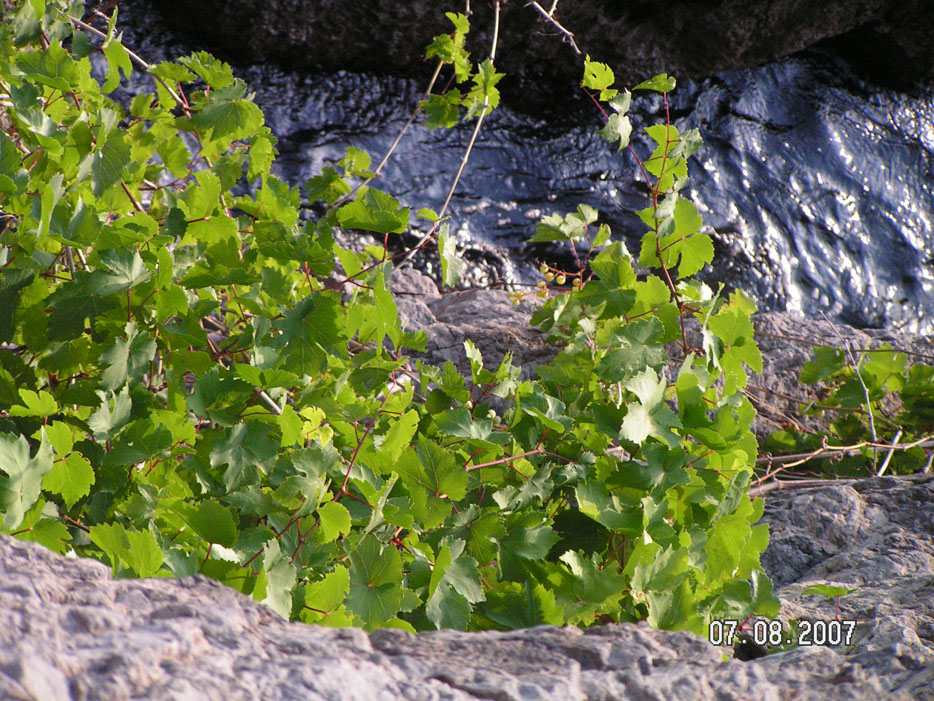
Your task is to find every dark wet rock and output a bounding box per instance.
[3,473,932,699]
[110,0,934,334]
[154,0,934,104]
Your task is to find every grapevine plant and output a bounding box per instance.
[0,1,782,635]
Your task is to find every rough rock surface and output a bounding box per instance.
[3,473,932,699]
[154,0,934,108]
[391,267,554,381]
[759,474,934,698]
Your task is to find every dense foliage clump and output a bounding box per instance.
[6,0,928,637]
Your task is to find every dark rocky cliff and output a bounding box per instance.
[155,0,934,108]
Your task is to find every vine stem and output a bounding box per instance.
[399,0,502,268]
[748,471,930,499]
[744,384,901,429]
[465,446,572,471]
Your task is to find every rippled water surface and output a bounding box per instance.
[121,4,934,332]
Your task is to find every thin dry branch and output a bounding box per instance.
[755,435,934,469]
[332,59,445,210]
[526,1,581,55]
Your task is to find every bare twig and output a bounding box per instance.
[743,384,901,429]
[876,428,902,476]
[755,435,934,469]
[257,390,283,416]
[527,1,581,54]
[748,472,930,499]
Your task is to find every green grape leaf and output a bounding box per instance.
[800,347,846,385]
[426,582,471,630]
[347,535,405,625]
[248,133,276,181]
[192,98,263,143]
[87,388,132,441]
[177,499,238,548]
[498,512,559,579]
[42,452,94,509]
[425,12,471,81]
[803,583,858,600]
[0,432,53,530]
[9,388,57,417]
[210,422,279,491]
[373,409,419,464]
[102,37,133,93]
[337,189,410,234]
[599,113,632,151]
[577,242,637,317]
[435,406,494,442]
[275,293,348,377]
[519,392,574,433]
[260,539,297,618]
[464,59,503,119]
[179,51,235,88]
[305,167,350,205]
[88,522,164,578]
[0,268,35,342]
[451,505,505,566]
[396,438,467,528]
[647,579,698,632]
[634,73,677,92]
[483,580,563,629]
[553,551,627,623]
[596,317,667,383]
[91,131,130,197]
[17,516,71,555]
[421,91,462,129]
[339,146,371,177]
[100,322,157,390]
[620,368,681,447]
[107,420,174,465]
[303,566,355,626]
[15,42,76,92]
[531,204,599,243]
[575,480,642,535]
[438,225,464,287]
[581,56,617,100]
[316,501,352,543]
[48,290,119,342]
